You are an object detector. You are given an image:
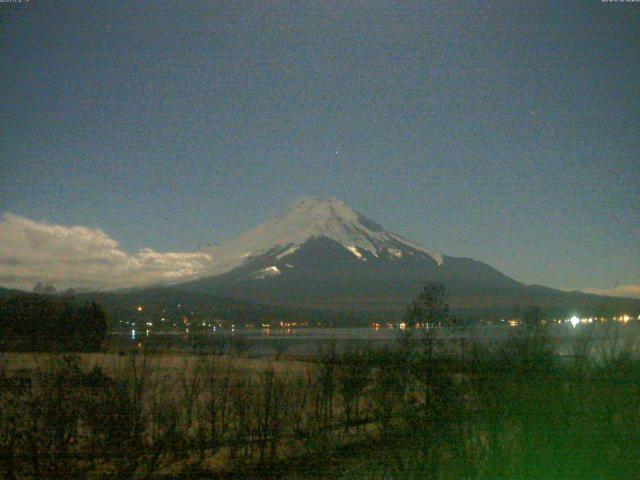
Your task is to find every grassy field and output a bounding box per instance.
[1,323,639,479]
[2,351,309,376]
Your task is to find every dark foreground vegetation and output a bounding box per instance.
[0,327,638,478]
[0,294,107,352]
[1,285,639,478]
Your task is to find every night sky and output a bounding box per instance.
[1,1,638,295]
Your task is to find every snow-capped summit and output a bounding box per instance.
[198,197,443,276]
[178,197,615,313]
[106,197,640,315]
[181,196,524,310]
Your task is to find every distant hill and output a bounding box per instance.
[74,287,388,328]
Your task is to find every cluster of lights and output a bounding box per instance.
[373,322,400,329]
[131,303,637,336]
[260,321,309,329]
[567,314,636,327]
[280,321,303,328]
[370,322,432,329]
[614,314,633,323]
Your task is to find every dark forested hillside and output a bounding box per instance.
[0,292,107,351]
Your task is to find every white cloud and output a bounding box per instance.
[0,213,213,291]
[582,285,640,299]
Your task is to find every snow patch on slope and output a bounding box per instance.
[387,233,444,265]
[276,245,299,259]
[250,265,281,280]
[346,246,364,259]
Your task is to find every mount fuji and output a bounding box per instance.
[169,197,635,316]
[198,197,445,275]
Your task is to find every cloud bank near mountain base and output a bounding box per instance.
[0,213,213,291]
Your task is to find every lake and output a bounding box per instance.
[112,322,640,358]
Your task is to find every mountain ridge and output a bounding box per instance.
[169,198,639,316]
